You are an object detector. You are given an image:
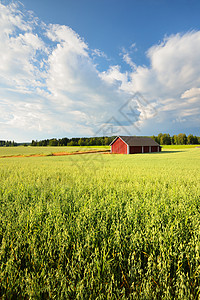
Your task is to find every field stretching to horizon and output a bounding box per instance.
[0,145,110,158]
[0,146,200,299]
[0,144,199,158]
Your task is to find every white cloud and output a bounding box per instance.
[91,48,108,59]
[181,87,200,99]
[123,53,137,70]
[101,32,200,135]
[99,65,129,87]
[44,24,129,133]
[146,32,200,93]
[0,3,47,93]
[46,24,88,56]
[120,47,137,71]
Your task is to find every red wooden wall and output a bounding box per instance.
[111,137,127,154]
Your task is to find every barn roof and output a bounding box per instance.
[110,136,160,146]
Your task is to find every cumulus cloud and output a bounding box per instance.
[101,32,200,135]
[0,2,200,141]
[99,65,129,88]
[0,2,126,140]
[0,3,47,96]
[44,23,128,135]
[146,32,200,93]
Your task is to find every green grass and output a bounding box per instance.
[161,144,199,149]
[0,148,200,299]
[0,145,109,157]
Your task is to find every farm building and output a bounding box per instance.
[110,136,161,154]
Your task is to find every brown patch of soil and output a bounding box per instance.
[52,150,110,156]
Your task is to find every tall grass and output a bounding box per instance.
[0,148,200,299]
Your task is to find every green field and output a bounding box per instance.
[0,147,200,299]
[161,144,199,149]
[0,145,110,157]
[0,144,198,157]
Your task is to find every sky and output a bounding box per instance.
[0,0,200,142]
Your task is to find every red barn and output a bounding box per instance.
[110,136,161,154]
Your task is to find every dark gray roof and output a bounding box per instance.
[110,136,160,146]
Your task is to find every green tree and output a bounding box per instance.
[49,139,58,146]
[187,134,194,145]
[171,135,175,145]
[67,140,76,146]
[78,138,86,146]
[31,140,37,146]
[160,134,171,145]
[157,133,163,145]
[173,135,179,145]
[193,136,199,144]
[104,137,109,145]
[177,133,187,145]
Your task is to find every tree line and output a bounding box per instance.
[151,133,200,145]
[31,136,114,147]
[31,133,200,146]
[0,133,199,147]
[0,140,18,147]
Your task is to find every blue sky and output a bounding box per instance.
[0,0,200,141]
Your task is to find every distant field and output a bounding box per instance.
[0,148,200,298]
[0,145,110,157]
[0,144,198,158]
[161,144,199,149]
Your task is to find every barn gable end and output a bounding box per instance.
[110,137,128,154]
